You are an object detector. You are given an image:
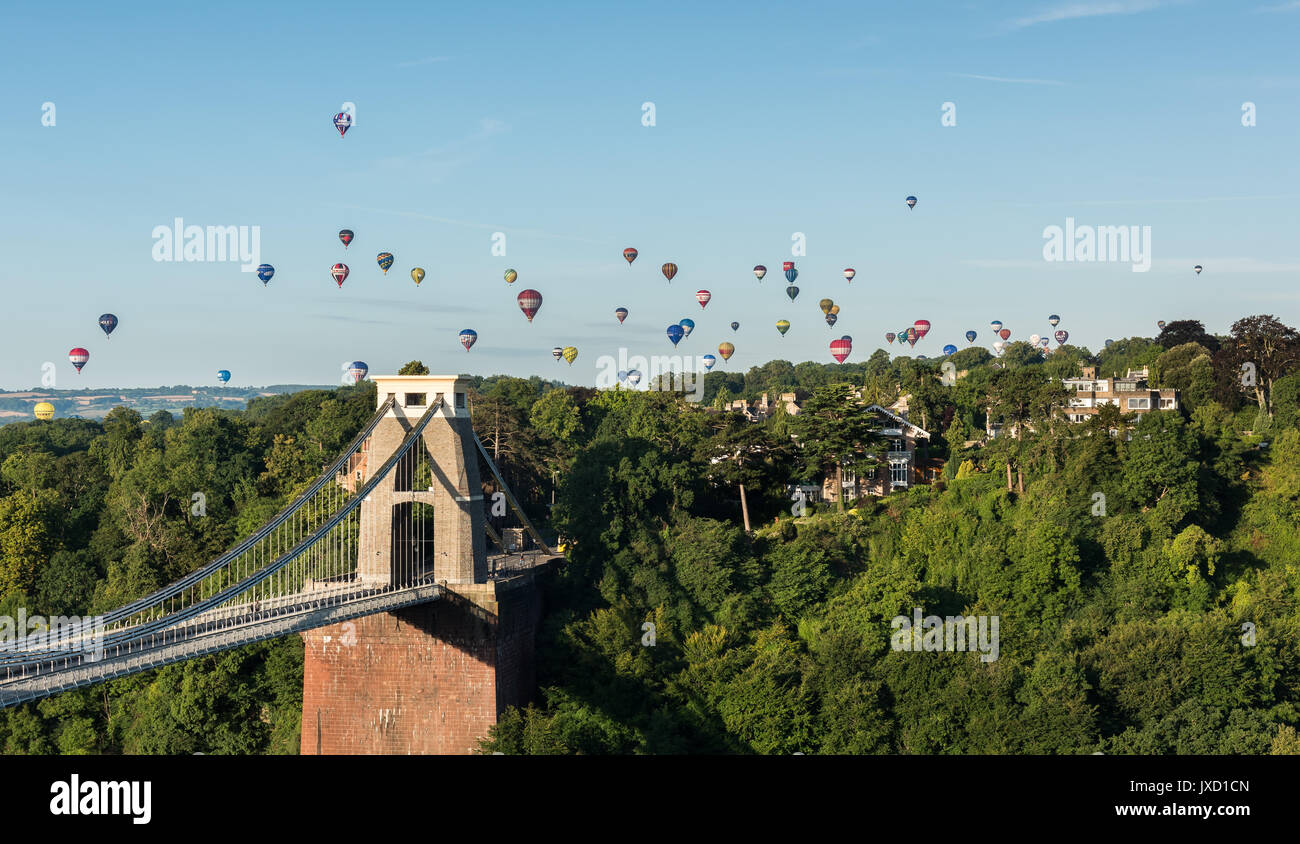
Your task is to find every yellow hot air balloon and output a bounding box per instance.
[34,402,54,421]
[819,298,834,315]
[717,342,735,361]
[411,267,425,285]
[504,268,518,284]
[562,346,578,365]
[776,320,791,336]
[829,304,840,316]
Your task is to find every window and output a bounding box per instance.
[404,392,426,407]
[890,461,908,486]
[1127,397,1149,410]
[1160,397,1175,409]
[456,392,466,409]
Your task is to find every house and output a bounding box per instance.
[820,404,932,503]
[1060,365,1178,423]
[724,391,802,422]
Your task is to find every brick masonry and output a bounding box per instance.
[300,567,551,754]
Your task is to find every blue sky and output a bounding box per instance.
[2,0,1297,389]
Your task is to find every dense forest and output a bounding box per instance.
[2,316,1299,754]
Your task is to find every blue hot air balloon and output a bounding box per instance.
[785,267,798,284]
[678,318,695,338]
[666,324,685,346]
[906,195,918,209]
[257,264,275,285]
[98,313,118,338]
[965,330,977,343]
[346,361,368,383]
[990,320,1003,333]
[216,369,231,384]
[459,329,478,351]
[626,370,643,387]
[730,321,740,332]
[617,369,629,382]
[1104,338,1114,348]
[702,354,717,371]
[943,344,958,356]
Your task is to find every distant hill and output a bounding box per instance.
[0,385,335,425]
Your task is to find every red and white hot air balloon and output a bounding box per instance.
[331,263,349,288]
[695,290,711,309]
[517,289,543,322]
[913,319,931,340]
[68,347,90,373]
[843,268,856,282]
[830,337,852,363]
[623,247,638,265]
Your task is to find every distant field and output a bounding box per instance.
[0,385,335,425]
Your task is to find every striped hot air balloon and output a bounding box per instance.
[517,289,543,322]
[331,263,349,287]
[661,263,678,282]
[830,338,852,363]
[376,252,394,274]
[717,342,735,361]
[615,307,629,324]
[696,290,711,308]
[504,268,518,284]
[459,329,478,351]
[776,320,790,336]
[68,348,89,373]
[885,332,896,345]
[753,265,767,281]
[623,248,638,265]
[552,346,563,362]
[562,346,578,366]
[843,268,856,282]
[345,363,367,383]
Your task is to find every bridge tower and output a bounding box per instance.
[300,375,550,754]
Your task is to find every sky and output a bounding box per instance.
[1,0,1298,390]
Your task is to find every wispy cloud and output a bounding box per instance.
[396,55,451,68]
[950,72,1066,85]
[1004,0,1172,31]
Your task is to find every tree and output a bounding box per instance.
[1156,319,1220,354]
[398,360,430,375]
[1224,315,1300,417]
[791,384,883,513]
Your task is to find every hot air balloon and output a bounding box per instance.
[914,319,931,339]
[517,289,542,322]
[717,342,735,361]
[943,344,958,356]
[98,314,118,338]
[819,298,834,315]
[843,268,856,282]
[784,263,798,284]
[1048,314,1060,327]
[623,248,638,265]
[257,264,274,285]
[1194,265,1202,274]
[776,320,790,336]
[905,328,918,348]
[1055,330,1068,345]
[1157,320,1166,330]
[459,329,478,351]
[1104,338,1114,348]
[69,348,89,373]
[992,340,1006,355]
[217,369,231,383]
[786,285,800,302]
[990,320,1003,333]
[504,268,518,284]
[346,362,368,383]
[965,330,977,344]
[411,267,425,285]
[626,370,643,387]
[702,354,717,371]
[753,265,767,281]
[331,263,349,287]
[33,402,54,421]
[679,318,695,338]
[562,346,578,366]
[333,112,352,137]
[696,290,711,309]
[661,263,678,282]
[1030,334,1042,346]
[377,253,394,274]
[617,369,628,383]
[1039,337,1050,349]
[666,325,685,346]
[906,195,917,209]
[829,304,840,316]
[841,335,852,344]
[998,328,1011,341]
[730,321,740,331]
[830,337,852,363]
[826,313,838,328]
[338,229,354,248]
[615,307,629,324]
[552,346,563,362]
[886,332,896,345]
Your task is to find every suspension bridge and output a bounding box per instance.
[0,375,559,751]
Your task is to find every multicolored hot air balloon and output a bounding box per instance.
[1048,314,1061,327]
[786,285,800,302]
[776,320,791,336]
[679,318,695,338]
[1039,337,1050,349]
[965,330,977,343]
[661,263,678,282]
[753,265,767,281]
[696,290,711,309]
[377,253,394,274]
[257,264,274,285]
[504,268,518,284]
[331,263,349,288]
[667,324,685,346]
[69,348,89,373]
[717,342,735,361]
[98,314,118,338]
[1055,330,1069,345]
[217,369,231,383]
[346,362,368,383]
[562,346,578,366]
[626,370,643,387]
[459,329,478,351]
[886,332,896,345]
[826,313,838,328]
[843,268,856,283]
[33,402,54,421]
[819,298,834,315]
[1157,320,1166,330]
[830,337,852,363]
[784,262,798,284]
[615,307,629,324]
[623,248,638,265]
[338,229,354,248]
[517,289,542,322]
[333,112,352,137]
[906,195,918,209]
[990,320,1003,333]
[999,328,1011,341]
[552,346,564,362]
[905,328,918,348]
[914,319,931,339]
[411,267,425,285]
[1194,264,1202,274]
[702,354,717,371]
[943,344,958,356]
[730,321,740,331]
